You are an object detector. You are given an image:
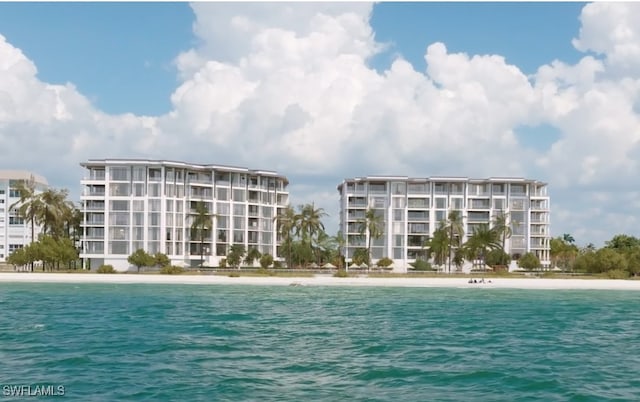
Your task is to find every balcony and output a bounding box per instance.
[530,201,548,211]
[468,199,491,209]
[530,215,548,223]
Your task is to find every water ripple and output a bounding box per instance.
[1,285,640,401]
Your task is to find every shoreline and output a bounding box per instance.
[1,273,640,290]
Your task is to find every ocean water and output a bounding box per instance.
[1,284,640,401]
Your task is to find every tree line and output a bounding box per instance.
[6,178,82,271]
[551,234,640,278]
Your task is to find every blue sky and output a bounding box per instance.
[0,2,585,115]
[0,2,639,247]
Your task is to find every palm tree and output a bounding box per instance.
[357,208,384,266]
[492,211,512,252]
[191,201,213,267]
[244,247,262,267]
[425,224,449,268]
[274,205,298,268]
[296,203,328,258]
[464,224,501,270]
[38,188,70,237]
[563,233,575,244]
[445,210,464,273]
[10,178,42,271]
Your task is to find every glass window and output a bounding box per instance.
[435,198,447,209]
[109,167,130,181]
[109,183,130,196]
[217,187,229,201]
[109,241,129,255]
[132,167,146,181]
[233,204,245,216]
[233,189,245,202]
[110,200,129,211]
[149,199,161,212]
[148,183,161,197]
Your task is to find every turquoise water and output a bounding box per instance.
[1,284,640,401]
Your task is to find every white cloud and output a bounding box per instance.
[1,4,640,246]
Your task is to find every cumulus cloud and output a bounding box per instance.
[1,3,640,245]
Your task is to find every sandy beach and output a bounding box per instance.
[0,272,639,290]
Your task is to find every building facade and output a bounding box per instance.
[0,171,48,263]
[337,176,551,271]
[80,159,289,271]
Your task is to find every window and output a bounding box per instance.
[217,203,229,215]
[133,167,146,181]
[109,241,129,255]
[493,198,505,210]
[217,187,229,201]
[9,217,24,225]
[393,209,404,221]
[510,184,526,195]
[109,227,129,240]
[407,183,427,194]
[435,198,447,209]
[133,183,145,197]
[451,198,463,209]
[148,183,161,197]
[391,182,406,195]
[109,183,130,196]
[109,167,130,181]
[110,200,129,211]
[233,189,245,202]
[148,168,162,181]
[233,204,245,216]
[392,197,406,208]
[149,199,161,212]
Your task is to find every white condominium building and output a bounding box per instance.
[337,176,551,271]
[80,159,290,271]
[0,170,48,263]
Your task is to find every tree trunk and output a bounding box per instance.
[30,219,35,272]
[200,229,204,267]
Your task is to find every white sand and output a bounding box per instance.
[0,272,639,290]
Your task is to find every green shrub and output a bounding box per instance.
[606,269,630,279]
[518,252,541,270]
[409,260,434,271]
[486,249,511,267]
[160,265,184,275]
[334,269,349,278]
[376,257,394,268]
[97,264,116,274]
[273,260,283,269]
[228,272,240,278]
[154,253,171,268]
[219,258,227,269]
[260,254,274,269]
[256,268,272,276]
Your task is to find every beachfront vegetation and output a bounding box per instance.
[259,253,274,269]
[191,201,214,267]
[160,265,185,275]
[7,179,81,271]
[128,249,155,272]
[517,252,541,270]
[358,208,384,266]
[96,264,116,274]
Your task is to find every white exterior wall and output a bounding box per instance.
[79,159,289,272]
[337,176,551,273]
[0,171,48,263]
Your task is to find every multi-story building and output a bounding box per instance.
[337,176,551,271]
[0,170,48,263]
[80,159,289,271]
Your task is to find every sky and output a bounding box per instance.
[0,2,639,247]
